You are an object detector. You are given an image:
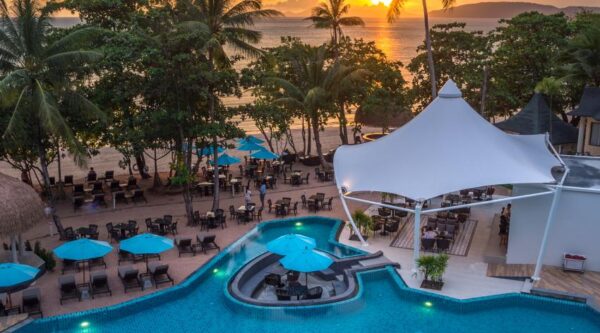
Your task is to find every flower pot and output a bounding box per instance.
[420,279,444,290]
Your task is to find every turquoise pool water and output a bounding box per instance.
[18,217,600,333]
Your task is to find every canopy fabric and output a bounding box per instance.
[53,238,113,261]
[250,149,279,160]
[280,248,333,273]
[120,233,173,255]
[0,263,40,291]
[237,142,264,151]
[334,80,562,201]
[238,135,264,144]
[267,234,316,255]
[197,146,225,157]
[209,153,241,166]
[570,87,600,120]
[496,93,578,145]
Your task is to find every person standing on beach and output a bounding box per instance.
[259,180,267,208]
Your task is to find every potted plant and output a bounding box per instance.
[417,254,449,290]
[348,210,372,241]
[34,241,56,272]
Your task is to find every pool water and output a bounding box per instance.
[19,217,600,333]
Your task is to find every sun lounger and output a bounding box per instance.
[118,266,142,293]
[175,237,195,257]
[21,287,42,318]
[147,262,174,288]
[59,275,80,304]
[301,286,323,300]
[90,271,112,299]
[198,235,220,254]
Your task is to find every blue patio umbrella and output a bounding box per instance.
[237,141,264,152]
[209,153,241,166]
[197,145,225,157]
[120,234,173,270]
[250,149,279,160]
[238,135,264,145]
[54,238,113,282]
[267,234,316,256]
[0,263,40,307]
[280,247,333,287]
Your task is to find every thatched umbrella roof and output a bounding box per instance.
[0,172,44,238]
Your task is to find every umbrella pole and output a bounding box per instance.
[7,293,12,308]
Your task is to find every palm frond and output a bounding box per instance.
[338,17,364,27]
[223,26,261,44]
[224,35,263,58]
[442,0,456,10]
[44,50,103,70]
[45,27,109,57]
[387,0,407,23]
[2,86,28,138]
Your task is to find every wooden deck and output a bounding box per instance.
[536,267,600,305]
[486,263,534,280]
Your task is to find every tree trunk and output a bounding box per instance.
[179,129,195,226]
[338,103,349,145]
[38,143,64,233]
[135,153,151,179]
[152,148,162,188]
[18,234,24,257]
[208,93,221,211]
[422,0,437,99]
[480,65,488,116]
[311,113,328,167]
[306,116,312,155]
[301,115,307,155]
[10,235,17,263]
[286,128,298,154]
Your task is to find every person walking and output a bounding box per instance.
[259,180,267,208]
[244,188,252,209]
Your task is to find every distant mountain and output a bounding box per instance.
[429,2,600,18]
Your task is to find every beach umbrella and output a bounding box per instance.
[54,238,113,282]
[0,263,40,307]
[0,172,44,262]
[120,233,174,270]
[209,153,241,166]
[267,234,316,256]
[280,247,333,287]
[250,149,279,160]
[237,141,264,152]
[238,135,264,145]
[197,145,225,157]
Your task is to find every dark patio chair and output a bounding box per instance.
[276,288,291,301]
[267,199,273,214]
[436,238,451,253]
[176,238,195,257]
[384,220,400,235]
[73,197,84,212]
[301,286,323,300]
[90,271,112,298]
[283,173,291,184]
[256,207,263,221]
[302,173,310,185]
[421,238,436,252]
[291,202,298,215]
[115,191,128,206]
[61,259,80,275]
[89,257,107,270]
[73,184,85,197]
[91,181,104,194]
[103,170,114,182]
[62,227,78,242]
[199,235,220,254]
[301,194,307,208]
[131,189,147,203]
[21,287,42,318]
[59,275,80,304]
[127,177,138,190]
[264,273,284,288]
[110,180,123,192]
[148,262,174,288]
[64,175,74,188]
[322,197,334,211]
[118,266,142,293]
[92,193,107,208]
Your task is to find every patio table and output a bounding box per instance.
[77,227,96,239]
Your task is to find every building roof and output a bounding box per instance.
[569,86,600,120]
[333,80,562,201]
[496,93,578,145]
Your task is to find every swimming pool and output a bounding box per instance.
[17,217,600,333]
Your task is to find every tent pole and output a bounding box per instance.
[532,186,563,281]
[339,191,368,246]
[341,195,415,214]
[412,203,423,275]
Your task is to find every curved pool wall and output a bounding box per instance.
[17,216,600,333]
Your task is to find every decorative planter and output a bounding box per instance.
[420,280,444,290]
[563,253,586,272]
[348,234,368,241]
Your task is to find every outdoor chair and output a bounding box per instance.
[164,215,173,224]
[148,262,174,288]
[115,191,129,204]
[49,177,56,188]
[291,202,298,215]
[103,170,114,183]
[485,186,495,200]
[264,273,284,288]
[131,189,147,203]
[92,193,108,208]
[314,168,320,179]
[61,259,80,274]
[267,199,273,214]
[89,257,107,270]
[302,173,310,185]
[64,175,74,188]
[127,177,139,190]
[421,238,436,252]
[73,184,85,196]
[446,225,457,239]
[169,221,178,235]
[110,180,123,192]
[91,181,104,194]
[256,207,263,222]
[283,173,291,184]
[0,301,20,316]
[322,197,334,211]
[276,288,291,301]
[384,221,400,235]
[90,271,112,299]
[436,238,451,253]
[199,235,220,254]
[62,227,78,242]
[301,195,307,208]
[286,271,300,283]
[302,286,323,300]
[21,287,42,318]
[118,249,135,264]
[307,200,317,213]
[73,197,84,212]
[59,275,80,304]
[118,266,142,293]
[176,238,195,257]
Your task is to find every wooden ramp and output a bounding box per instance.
[487,263,535,280]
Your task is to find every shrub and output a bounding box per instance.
[417,254,449,282]
[34,241,56,272]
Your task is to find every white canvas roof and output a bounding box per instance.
[334,80,562,201]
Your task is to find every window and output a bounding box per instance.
[590,122,600,146]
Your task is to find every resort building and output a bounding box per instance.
[572,87,600,155]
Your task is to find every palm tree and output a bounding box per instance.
[388,0,456,98]
[306,0,364,51]
[181,0,281,210]
[269,45,366,166]
[563,26,600,87]
[0,0,104,205]
[535,77,563,134]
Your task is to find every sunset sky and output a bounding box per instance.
[46,0,600,18]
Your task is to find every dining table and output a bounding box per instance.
[76,227,96,238]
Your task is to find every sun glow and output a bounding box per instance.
[369,0,392,6]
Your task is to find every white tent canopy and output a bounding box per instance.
[334,80,567,281]
[334,80,561,201]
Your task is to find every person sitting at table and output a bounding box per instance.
[422,227,438,239]
[87,167,97,181]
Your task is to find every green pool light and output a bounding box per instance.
[295,222,303,227]
[80,321,90,328]
[424,301,433,308]
[213,268,219,274]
